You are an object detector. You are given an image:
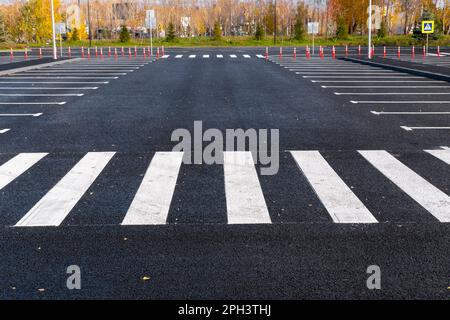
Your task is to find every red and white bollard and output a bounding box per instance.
[128,47,132,59]
[81,46,85,59]
[331,45,336,59]
[39,47,43,59]
[397,46,401,58]
[265,47,268,60]
[383,46,386,58]
[134,46,137,58]
[100,47,103,59]
[162,46,165,56]
[358,45,361,57]
[371,45,375,58]
[319,46,324,59]
[108,47,111,58]
[87,47,91,59]
[437,46,441,57]
[114,48,118,60]
[68,47,71,58]
[95,46,98,58]
[121,46,124,57]
[143,47,146,59]
[422,45,426,58]
[279,47,282,60]
[345,45,348,57]
[306,46,311,59]
[293,47,296,60]
[156,47,160,59]
[24,47,28,60]
[147,46,151,57]
[411,46,415,59]
[10,48,13,60]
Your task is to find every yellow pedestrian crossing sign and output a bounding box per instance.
[422,20,434,33]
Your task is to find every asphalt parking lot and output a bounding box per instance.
[0,47,449,299]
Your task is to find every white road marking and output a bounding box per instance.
[291,151,377,223]
[161,55,170,58]
[203,54,210,58]
[4,76,119,79]
[243,54,251,58]
[0,101,66,105]
[256,54,265,58]
[311,80,445,83]
[336,92,450,95]
[0,87,98,90]
[425,149,450,166]
[401,126,450,131]
[15,152,115,227]
[175,55,183,58]
[323,86,450,88]
[300,73,399,75]
[351,100,450,104]
[223,151,271,224]
[0,93,83,97]
[0,113,43,117]
[121,152,183,225]
[359,150,450,222]
[216,54,223,58]
[0,128,10,134]
[230,55,237,58]
[0,81,109,84]
[22,72,128,75]
[303,76,421,79]
[189,55,196,58]
[0,153,48,190]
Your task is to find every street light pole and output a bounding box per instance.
[50,0,57,59]
[87,0,92,47]
[368,0,372,58]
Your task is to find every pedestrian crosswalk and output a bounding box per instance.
[158,54,262,60]
[1,149,449,227]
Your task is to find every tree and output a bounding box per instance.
[377,20,387,38]
[166,22,176,41]
[213,21,221,40]
[254,23,264,40]
[336,16,348,39]
[293,4,307,40]
[0,12,6,42]
[119,25,130,43]
[70,27,79,41]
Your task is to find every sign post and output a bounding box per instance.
[55,23,66,58]
[421,20,434,56]
[146,10,156,57]
[307,22,319,55]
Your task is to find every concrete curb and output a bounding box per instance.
[0,58,81,76]
[342,57,450,82]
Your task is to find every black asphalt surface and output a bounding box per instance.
[0,47,449,299]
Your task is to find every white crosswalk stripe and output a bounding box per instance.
[359,150,450,222]
[15,152,115,227]
[0,153,48,190]
[291,151,377,223]
[2,149,450,227]
[122,152,183,225]
[224,151,271,224]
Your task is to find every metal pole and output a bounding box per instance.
[150,21,153,56]
[59,25,63,57]
[87,0,92,47]
[426,33,429,56]
[51,0,57,59]
[368,0,372,58]
[273,0,277,45]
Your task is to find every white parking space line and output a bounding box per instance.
[0,93,83,97]
[15,152,115,227]
[189,55,196,58]
[203,54,210,58]
[223,151,271,224]
[303,76,422,79]
[311,80,445,83]
[0,128,10,134]
[425,150,450,166]
[122,152,183,225]
[175,55,183,58]
[243,54,251,58]
[4,76,119,79]
[161,55,170,58]
[336,92,450,95]
[230,55,237,58]
[371,111,450,115]
[359,150,450,222]
[0,81,109,84]
[0,101,66,105]
[17,73,127,76]
[256,54,265,58]
[323,86,450,88]
[291,151,377,223]
[299,73,399,75]
[0,153,48,190]
[351,100,450,104]
[0,113,43,117]
[217,54,223,58]
[0,87,98,90]
[401,126,450,131]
